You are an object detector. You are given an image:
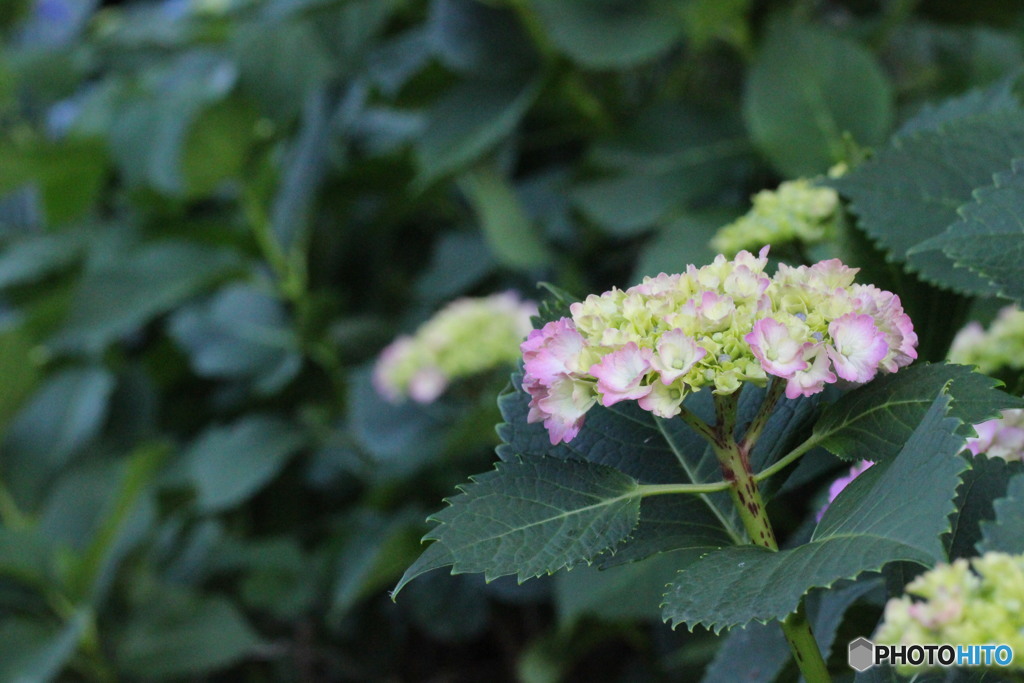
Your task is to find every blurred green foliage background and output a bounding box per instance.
[0,0,1022,680]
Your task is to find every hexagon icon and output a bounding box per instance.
[848,637,875,672]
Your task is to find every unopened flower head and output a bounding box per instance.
[965,409,1024,461]
[522,247,917,444]
[711,179,840,256]
[374,292,537,403]
[949,305,1024,375]
[874,552,1024,671]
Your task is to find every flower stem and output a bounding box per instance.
[739,378,785,454]
[706,394,831,682]
[781,603,831,683]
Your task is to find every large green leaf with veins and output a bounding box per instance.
[663,392,967,632]
[811,363,1024,464]
[922,158,1024,302]
[834,110,1024,295]
[414,457,643,583]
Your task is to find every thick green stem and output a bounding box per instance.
[712,426,777,551]
[782,603,832,683]
[706,395,831,683]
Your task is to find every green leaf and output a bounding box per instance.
[0,232,83,289]
[401,572,490,643]
[806,577,885,662]
[702,578,884,683]
[812,363,1024,463]
[116,592,261,678]
[107,52,238,195]
[895,77,1023,138]
[458,164,551,270]
[532,283,578,327]
[0,528,52,590]
[702,621,789,683]
[423,458,642,582]
[346,365,449,482]
[0,611,90,683]
[663,392,967,632]
[233,18,334,122]
[571,171,696,236]
[0,324,41,437]
[528,0,685,69]
[237,538,318,620]
[978,472,1024,554]
[599,496,731,567]
[428,0,535,76]
[743,17,893,176]
[415,232,496,301]
[168,283,301,395]
[2,366,114,505]
[69,443,167,603]
[631,212,731,282]
[181,97,259,197]
[680,0,751,52]
[576,103,748,236]
[391,537,455,599]
[834,111,1024,294]
[926,158,1024,301]
[948,454,1024,559]
[0,138,107,225]
[330,509,423,620]
[555,549,703,626]
[50,241,239,353]
[414,77,541,187]
[185,415,306,513]
[592,101,749,176]
[269,87,333,252]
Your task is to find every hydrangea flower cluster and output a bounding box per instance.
[374,292,537,403]
[710,179,840,256]
[965,409,1024,461]
[949,305,1024,375]
[522,248,917,443]
[874,552,1024,671]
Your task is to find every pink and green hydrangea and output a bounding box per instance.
[522,248,917,444]
[374,291,537,403]
[875,552,1024,672]
[965,409,1024,461]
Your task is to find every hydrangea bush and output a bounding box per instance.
[396,75,1024,679]
[6,1,1024,681]
[396,244,1024,680]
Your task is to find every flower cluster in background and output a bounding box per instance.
[948,305,1024,375]
[874,552,1024,671]
[522,248,917,443]
[710,178,841,256]
[965,409,1024,461]
[374,292,537,403]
